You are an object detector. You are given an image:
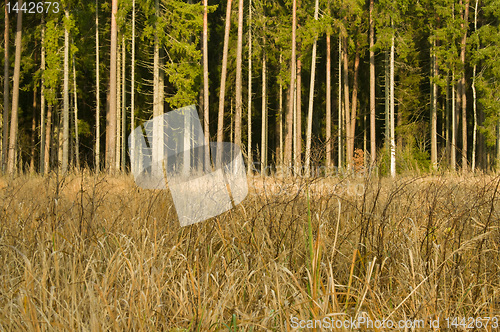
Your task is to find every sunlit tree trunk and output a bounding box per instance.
[2,0,9,173]
[217,0,233,147]
[279,54,283,166]
[295,57,301,173]
[121,37,126,170]
[431,38,438,170]
[305,0,319,177]
[203,0,210,169]
[40,17,46,174]
[284,0,297,170]
[338,35,342,168]
[95,0,101,171]
[460,0,470,173]
[261,52,267,173]
[326,33,331,167]
[342,36,351,169]
[451,74,456,171]
[30,84,37,173]
[390,20,396,178]
[235,0,244,147]
[246,0,252,173]
[471,0,478,172]
[72,52,80,170]
[349,43,360,170]
[7,0,23,175]
[116,40,121,170]
[62,9,70,172]
[106,0,118,171]
[369,0,376,164]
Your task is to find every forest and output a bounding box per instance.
[1,0,500,176]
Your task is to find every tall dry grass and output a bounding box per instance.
[0,170,499,330]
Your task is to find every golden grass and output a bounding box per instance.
[0,170,499,331]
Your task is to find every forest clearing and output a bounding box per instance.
[0,171,499,330]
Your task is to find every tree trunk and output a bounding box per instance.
[460,0,470,173]
[217,0,233,146]
[343,36,351,169]
[284,0,297,170]
[2,0,9,173]
[234,0,244,148]
[390,20,396,178]
[451,75,456,171]
[30,85,37,173]
[326,33,331,167]
[62,9,70,172]
[44,105,52,172]
[279,54,283,166]
[116,39,121,170]
[431,38,438,170]
[369,0,376,164]
[261,52,267,173]
[203,0,210,169]
[130,0,136,174]
[305,0,319,177]
[106,0,118,171]
[338,35,342,168]
[95,0,101,171]
[472,0,478,172]
[152,0,164,177]
[121,37,126,170]
[246,0,252,173]
[349,43,360,169]
[72,51,80,170]
[7,0,22,175]
[295,57,301,172]
[40,17,46,174]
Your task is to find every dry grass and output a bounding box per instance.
[0,170,499,331]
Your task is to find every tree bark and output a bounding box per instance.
[369,0,376,164]
[295,57,302,172]
[246,0,252,173]
[203,0,210,169]
[390,20,396,178]
[106,0,118,171]
[116,39,121,170]
[431,38,438,170]
[326,33,331,167]
[95,0,101,171]
[338,35,342,168]
[305,0,319,176]
[62,9,70,172]
[472,0,478,171]
[2,0,9,173]
[7,0,22,175]
[40,17,46,174]
[121,37,126,170]
[342,36,351,169]
[460,0,470,172]
[261,52,267,173]
[234,0,244,148]
[349,43,360,169]
[72,52,80,170]
[217,0,233,147]
[284,0,297,170]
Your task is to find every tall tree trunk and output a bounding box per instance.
[130,0,136,174]
[72,51,80,170]
[369,0,376,164]
[121,37,126,170]
[234,0,244,148]
[471,0,478,171]
[284,0,297,169]
[116,40,121,170]
[30,85,37,173]
[203,0,210,169]
[305,0,319,177]
[44,106,52,172]
[261,52,267,173]
[451,75,456,170]
[460,0,470,173]
[279,54,283,166]
[338,35,342,168]
[7,0,22,175]
[95,0,101,171]
[326,33,331,167]
[217,0,233,147]
[295,57,302,172]
[40,17,46,174]
[431,38,438,170]
[390,20,396,178]
[349,43,360,168]
[2,0,9,173]
[62,9,70,172]
[342,36,351,169]
[106,0,118,171]
[152,0,164,176]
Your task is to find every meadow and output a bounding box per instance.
[0,170,499,330]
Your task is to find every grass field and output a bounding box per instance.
[0,170,499,330]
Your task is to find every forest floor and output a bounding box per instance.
[1,170,500,330]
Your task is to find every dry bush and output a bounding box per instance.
[0,170,499,331]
